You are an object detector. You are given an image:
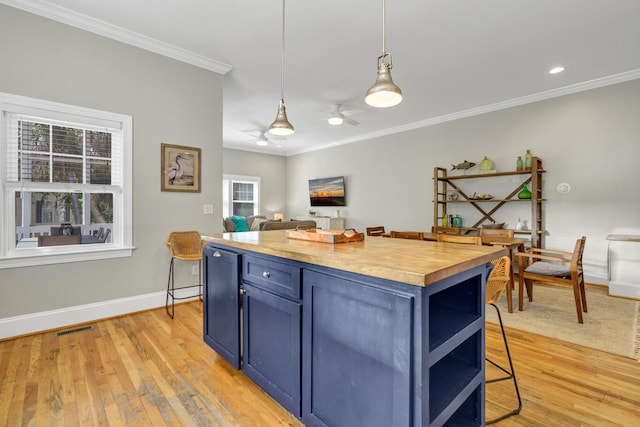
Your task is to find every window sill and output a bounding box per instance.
[0,246,135,269]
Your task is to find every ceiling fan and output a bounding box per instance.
[323,104,360,126]
[245,130,285,147]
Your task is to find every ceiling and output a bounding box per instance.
[5,0,640,156]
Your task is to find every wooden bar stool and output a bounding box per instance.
[165,230,205,318]
[486,256,522,424]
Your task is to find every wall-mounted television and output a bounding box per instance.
[309,176,346,207]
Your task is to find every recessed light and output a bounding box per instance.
[549,66,565,74]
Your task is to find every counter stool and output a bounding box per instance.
[165,230,205,319]
[486,256,522,424]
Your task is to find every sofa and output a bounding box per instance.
[223,215,316,232]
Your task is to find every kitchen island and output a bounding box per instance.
[202,230,506,427]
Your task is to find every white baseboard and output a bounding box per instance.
[0,288,201,340]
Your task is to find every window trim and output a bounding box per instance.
[0,92,133,269]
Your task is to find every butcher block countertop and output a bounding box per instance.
[202,230,506,287]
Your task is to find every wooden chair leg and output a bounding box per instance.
[571,281,584,324]
[578,273,588,313]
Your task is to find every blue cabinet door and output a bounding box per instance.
[302,269,415,427]
[243,284,302,417]
[203,245,241,369]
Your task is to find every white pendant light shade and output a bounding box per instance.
[365,55,403,108]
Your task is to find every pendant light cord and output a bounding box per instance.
[382,0,387,56]
[280,0,286,101]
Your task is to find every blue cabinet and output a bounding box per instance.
[203,246,303,416]
[203,245,241,369]
[302,269,415,427]
[242,253,303,416]
[243,283,301,416]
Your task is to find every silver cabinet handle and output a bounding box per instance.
[213,251,222,257]
[262,271,271,278]
[239,287,246,295]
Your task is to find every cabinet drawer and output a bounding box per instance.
[243,255,302,299]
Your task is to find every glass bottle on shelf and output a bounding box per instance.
[516,156,523,171]
[525,149,532,170]
[480,156,492,173]
[452,215,463,228]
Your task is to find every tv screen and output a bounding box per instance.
[309,176,346,206]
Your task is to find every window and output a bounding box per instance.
[1,93,133,268]
[222,175,260,218]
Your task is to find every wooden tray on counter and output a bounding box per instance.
[285,228,364,244]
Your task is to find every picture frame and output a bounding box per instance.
[161,143,201,192]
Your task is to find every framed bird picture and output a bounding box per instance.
[161,143,201,192]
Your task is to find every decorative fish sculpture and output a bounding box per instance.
[451,160,476,171]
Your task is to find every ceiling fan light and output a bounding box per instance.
[365,61,403,108]
[268,99,295,136]
[328,115,344,126]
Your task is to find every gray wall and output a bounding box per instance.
[0,5,223,318]
[286,79,640,283]
[223,148,288,220]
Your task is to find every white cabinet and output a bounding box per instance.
[295,216,344,230]
[607,234,640,299]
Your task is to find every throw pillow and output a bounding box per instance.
[230,216,249,232]
[250,217,268,231]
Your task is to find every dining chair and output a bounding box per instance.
[390,231,425,240]
[165,230,206,319]
[515,236,587,323]
[486,256,522,424]
[366,226,386,237]
[436,234,482,246]
[431,226,461,235]
[479,228,515,238]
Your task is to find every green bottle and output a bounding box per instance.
[518,182,532,199]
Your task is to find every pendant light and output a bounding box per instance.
[365,0,403,108]
[268,0,295,136]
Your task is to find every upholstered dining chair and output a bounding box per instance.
[390,231,425,240]
[479,228,515,238]
[431,226,462,235]
[165,230,206,319]
[436,234,482,246]
[366,226,386,237]
[486,256,522,424]
[515,236,587,323]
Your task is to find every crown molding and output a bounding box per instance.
[287,69,640,156]
[0,0,233,74]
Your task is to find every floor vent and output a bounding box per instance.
[55,325,94,337]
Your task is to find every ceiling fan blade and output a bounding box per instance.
[343,117,360,126]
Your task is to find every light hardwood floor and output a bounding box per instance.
[1,300,639,426]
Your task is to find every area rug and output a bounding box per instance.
[486,285,640,360]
